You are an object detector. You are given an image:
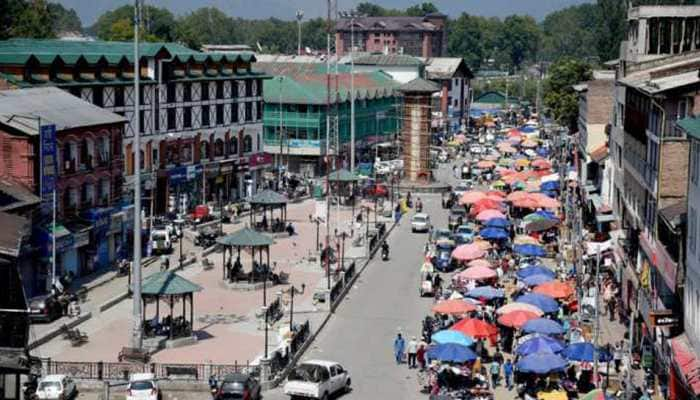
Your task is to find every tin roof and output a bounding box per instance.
[353,53,423,67]
[419,57,474,80]
[0,179,40,212]
[677,117,700,140]
[618,70,700,94]
[399,77,440,93]
[0,212,29,258]
[0,87,126,136]
[141,271,202,296]
[336,16,443,32]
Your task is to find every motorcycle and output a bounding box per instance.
[381,243,390,261]
[416,200,423,213]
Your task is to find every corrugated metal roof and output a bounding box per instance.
[619,69,700,94]
[336,16,443,32]
[677,117,700,140]
[0,87,126,136]
[419,57,473,79]
[0,211,29,258]
[399,77,440,93]
[0,178,39,212]
[354,53,423,67]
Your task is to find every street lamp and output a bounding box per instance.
[174,218,185,268]
[288,283,306,332]
[296,10,304,56]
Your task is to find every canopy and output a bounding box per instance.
[512,197,540,209]
[522,274,555,287]
[497,310,539,328]
[514,235,540,245]
[476,160,496,169]
[476,209,505,222]
[514,244,547,257]
[326,168,361,182]
[484,218,510,228]
[506,191,530,202]
[466,286,505,300]
[517,265,556,279]
[561,342,613,362]
[431,330,475,347]
[142,271,203,296]
[496,302,544,316]
[456,266,497,281]
[516,293,560,313]
[534,281,575,299]
[426,343,478,363]
[515,336,565,356]
[540,181,559,191]
[479,227,509,240]
[522,318,566,335]
[459,191,487,205]
[432,299,477,315]
[532,159,552,169]
[467,259,492,269]
[452,243,486,261]
[525,219,559,232]
[473,197,503,210]
[248,189,289,205]
[217,227,274,247]
[450,318,498,339]
[580,389,616,400]
[516,352,568,374]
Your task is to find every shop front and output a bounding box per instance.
[248,152,273,196]
[82,207,126,271]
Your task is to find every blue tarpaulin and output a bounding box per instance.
[561,342,613,362]
[479,227,509,240]
[516,265,556,279]
[515,336,565,356]
[513,244,547,257]
[466,286,506,300]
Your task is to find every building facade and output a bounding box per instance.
[421,57,473,135]
[0,39,271,215]
[335,14,448,58]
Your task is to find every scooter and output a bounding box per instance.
[381,244,390,261]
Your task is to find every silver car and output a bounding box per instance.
[411,213,431,233]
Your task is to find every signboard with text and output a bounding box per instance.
[40,124,58,213]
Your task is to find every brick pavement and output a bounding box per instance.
[33,198,379,365]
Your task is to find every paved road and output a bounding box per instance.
[265,168,455,400]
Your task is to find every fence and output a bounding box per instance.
[45,360,258,381]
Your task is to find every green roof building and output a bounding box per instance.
[257,62,401,174]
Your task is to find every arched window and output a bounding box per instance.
[257,134,262,151]
[214,139,224,157]
[243,135,253,153]
[200,141,209,160]
[230,137,238,155]
[80,138,95,170]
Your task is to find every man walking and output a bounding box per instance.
[407,336,418,368]
[393,333,405,365]
[503,358,514,390]
[490,360,500,388]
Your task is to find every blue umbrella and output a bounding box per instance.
[516,293,560,313]
[466,286,506,300]
[537,148,549,157]
[484,218,510,228]
[522,318,566,335]
[516,265,556,279]
[540,181,560,191]
[516,352,568,374]
[520,126,537,133]
[513,244,547,257]
[522,273,555,287]
[431,330,475,347]
[480,227,509,240]
[426,343,478,363]
[561,342,613,362]
[515,336,565,356]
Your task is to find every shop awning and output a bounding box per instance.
[0,212,29,258]
[670,334,700,396]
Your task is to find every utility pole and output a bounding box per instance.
[325,0,332,290]
[296,10,304,56]
[131,0,144,350]
[278,76,284,191]
[593,244,601,387]
[349,12,356,174]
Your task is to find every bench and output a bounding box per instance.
[166,366,198,379]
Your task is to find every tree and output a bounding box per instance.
[496,15,540,71]
[406,2,439,17]
[448,14,489,69]
[90,5,176,42]
[12,0,54,39]
[540,4,598,62]
[175,7,236,49]
[355,2,388,17]
[543,58,592,130]
[595,0,627,62]
[47,3,82,33]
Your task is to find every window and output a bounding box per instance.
[202,105,210,127]
[231,103,238,123]
[245,80,253,97]
[81,182,94,207]
[214,139,224,157]
[243,135,253,153]
[167,108,176,130]
[255,79,262,96]
[216,81,224,99]
[245,102,252,122]
[201,82,209,101]
[258,101,263,121]
[692,141,700,185]
[139,110,145,134]
[99,179,110,204]
[690,206,697,255]
[114,87,125,107]
[167,83,176,103]
[154,109,160,132]
[183,107,192,129]
[200,141,209,160]
[152,148,158,168]
[216,104,224,125]
[183,83,192,102]
[97,136,110,165]
[93,87,104,107]
[229,137,238,155]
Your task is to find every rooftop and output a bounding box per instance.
[629,5,700,19]
[353,53,424,67]
[0,87,126,136]
[399,77,440,93]
[0,211,30,258]
[336,16,444,32]
[0,179,40,212]
[418,57,474,80]
[618,70,700,94]
[677,116,700,141]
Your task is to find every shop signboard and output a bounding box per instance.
[169,166,187,185]
[249,152,273,167]
[649,310,680,327]
[288,139,321,149]
[221,161,235,174]
[205,163,220,178]
[73,230,90,248]
[639,233,678,294]
[40,124,58,214]
[187,165,203,180]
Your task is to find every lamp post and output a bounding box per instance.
[288,283,306,332]
[296,10,304,56]
[277,76,284,191]
[314,217,321,251]
[174,218,185,268]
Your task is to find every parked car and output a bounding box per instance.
[448,208,467,231]
[149,227,172,255]
[363,183,389,198]
[452,181,471,198]
[284,360,350,400]
[35,375,77,400]
[431,228,452,243]
[433,240,456,272]
[126,373,160,400]
[28,294,63,323]
[411,213,431,233]
[214,373,261,400]
[452,225,476,244]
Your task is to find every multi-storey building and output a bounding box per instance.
[420,57,473,135]
[609,5,700,396]
[0,87,126,294]
[0,39,270,214]
[255,62,400,175]
[335,14,447,58]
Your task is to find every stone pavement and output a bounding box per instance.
[33,197,387,366]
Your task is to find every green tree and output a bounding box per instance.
[543,58,592,130]
[175,7,236,49]
[90,5,176,42]
[540,4,598,62]
[496,15,540,71]
[448,14,490,69]
[302,18,329,52]
[12,0,54,39]
[406,2,439,17]
[0,0,26,40]
[355,2,388,16]
[47,2,82,33]
[595,0,627,62]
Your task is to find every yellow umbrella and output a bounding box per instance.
[492,180,506,189]
[537,391,568,400]
[515,159,530,168]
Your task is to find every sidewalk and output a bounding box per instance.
[32,198,390,366]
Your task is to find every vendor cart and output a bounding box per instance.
[420,271,434,297]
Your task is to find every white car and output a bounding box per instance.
[36,375,77,400]
[284,360,350,399]
[411,213,431,233]
[149,227,172,255]
[452,181,471,197]
[126,373,160,400]
[469,145,483,154]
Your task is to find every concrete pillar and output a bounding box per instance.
[422,33,432,58]
[639,18,649,55]
[440,82,449,126]
[259,357,273,388]
[335,33,344,57]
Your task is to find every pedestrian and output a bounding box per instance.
[490,360,500,387]
[407,336,418,368]
[393,333,405,365]
[417,340,427,370]
[503,358,514,390]
[493,347,504,365]
[614,341,623,373]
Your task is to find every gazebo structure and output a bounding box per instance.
[248,189,289,231]
[141,271,202,341]
[216,228,275,299]
[326,168,361,200]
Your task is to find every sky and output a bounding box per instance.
[55,0,593,26]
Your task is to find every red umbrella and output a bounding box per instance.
[477,160,496,169]
[456,266,498,281]
[432,299,477,315]
[507,129,522,138]
[530,193,561,209]
[512,197,540,209]
[459,191,487,205]
[532,159,552,169]
[534,281,575,299]
[497,310,539,328]
[452,244,486,261]
[476,209,505,222]
[470,198,502,216]
[506,191,530,202]
[487,190,506,198]
[451,318,498,339]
